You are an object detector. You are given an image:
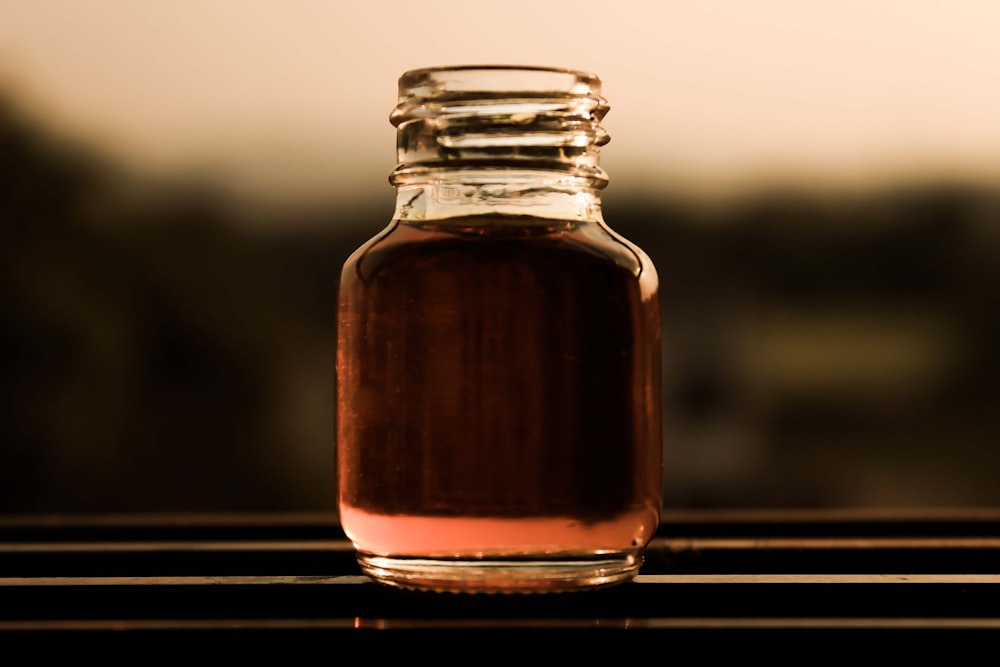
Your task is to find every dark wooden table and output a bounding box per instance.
[3,508,1000,654]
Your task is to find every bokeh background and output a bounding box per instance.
[1,1,998,514]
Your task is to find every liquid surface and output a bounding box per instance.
[337,216,662,557]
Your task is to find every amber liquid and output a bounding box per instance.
[336,215,662,584]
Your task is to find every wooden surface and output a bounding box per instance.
[3,508,1000,653]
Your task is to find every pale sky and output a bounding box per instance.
[1,0,999,206]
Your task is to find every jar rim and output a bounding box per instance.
[401,63,598,78]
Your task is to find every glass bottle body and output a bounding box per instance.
[336,66,662,593]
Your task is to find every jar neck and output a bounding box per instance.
[393,169,604,223]
[389,65,610,224]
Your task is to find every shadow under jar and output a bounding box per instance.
[336,65,663,594]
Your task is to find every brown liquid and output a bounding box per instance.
[336,215,662,558]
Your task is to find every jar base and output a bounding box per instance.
[355,551,643,594]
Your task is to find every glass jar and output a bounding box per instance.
[336,65,662,593]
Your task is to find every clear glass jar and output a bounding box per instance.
[336,65,662,593]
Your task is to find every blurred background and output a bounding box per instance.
[1,1,998,514]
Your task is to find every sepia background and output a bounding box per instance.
[1,0,998,514]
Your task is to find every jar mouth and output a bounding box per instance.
[396,64,602,103]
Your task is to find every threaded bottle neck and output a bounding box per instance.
[389,65,611,191]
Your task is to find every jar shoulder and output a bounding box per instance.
[340,216,657,288]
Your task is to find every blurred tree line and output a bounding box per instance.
[2,94,998,514]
